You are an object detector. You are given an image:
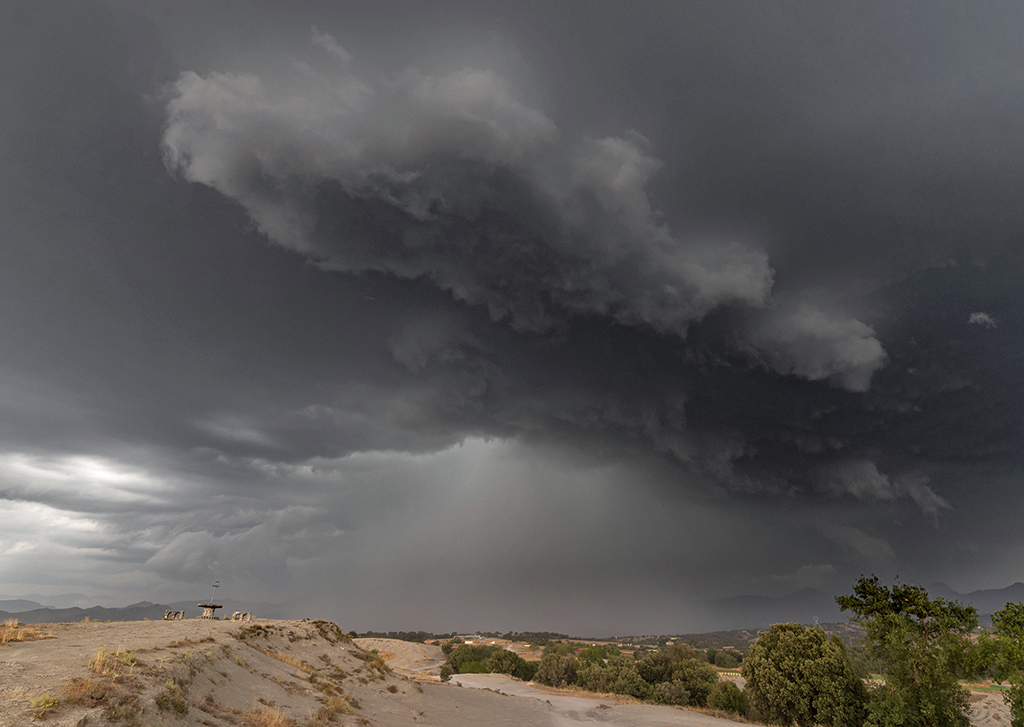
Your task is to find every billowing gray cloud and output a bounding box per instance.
[162,57,776,339]
[746,304,887,392]
[161,44,885,396]
[820,460,950,521]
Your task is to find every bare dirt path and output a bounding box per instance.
[354,637,445,679]
[451,673,748,727]
[970,690,1011,726]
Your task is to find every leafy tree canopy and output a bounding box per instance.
[836,575,979,727]
[741,622,866,727]
[984,602,1024,727]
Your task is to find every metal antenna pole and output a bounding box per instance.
[210,580,220,603]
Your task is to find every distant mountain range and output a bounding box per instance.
[0,598,287,624]
[698,582,1024,632]
[3,582,1022,633]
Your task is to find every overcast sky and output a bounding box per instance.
[2,0,1024,635]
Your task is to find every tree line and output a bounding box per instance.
[439,637,747,712]
[437,576,1024,727]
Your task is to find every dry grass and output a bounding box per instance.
[90,646,139,675]
[198,695,300,726]
[352,647,392,678]
[306,696,356,725]
[247,644,317,674]
[62,676,118,707]
[242,707,300,726]
[166,635,215,648]
[0,619,53,645]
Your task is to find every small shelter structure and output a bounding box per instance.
[197,580,223,619]
[197,602,223,619]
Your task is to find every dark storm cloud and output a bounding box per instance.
[4,0,1024,631]
[156,33,926,510]
[161,60,778,339]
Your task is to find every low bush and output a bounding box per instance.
[708,680,748,715]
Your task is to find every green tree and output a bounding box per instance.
[715,650,739,669]
[445,644,500,675]
[836,575,979,727]
[535,652,577,687]
[542,642,577,658]
[441,637,463,655]
[986,602,1024,727]
[649,678,691,706]
[741,622,866,727]
[576,653,649,698]
[708,680,748,715]
[481,648,538,681]
[516,659,539,682]
[636,644,718,706]
[576,645,615,666]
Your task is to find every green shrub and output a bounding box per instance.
[742,622,866,727]
[30,693,59,718]
[714,650,739,669]
[650,678,690,706]
[576,653,648,699]
[534,653,577,687]
[708,680,748,715]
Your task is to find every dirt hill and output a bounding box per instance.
[0,618,750,727]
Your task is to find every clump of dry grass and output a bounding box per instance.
[0,618,53,645]
[198,695,299,726]
[90,646,142,682]
[243,707,299,726]
[104,693,142,724]
[62,676,118,707]
[306,697,350,726]
[154,676,189,714]
[247,644,318,674]
[233,623,272,641]
[352,647,392,679]
[166,635,215,648]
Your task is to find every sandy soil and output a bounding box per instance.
[969,690,1012,726]
[354,638,445,679]
[0,624,1011,726]
[451,673,748,727]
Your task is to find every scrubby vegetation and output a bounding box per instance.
[440,637,719,708]
[428,576,1024,727]
[358,629,458,643]
[440,641,538,682]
